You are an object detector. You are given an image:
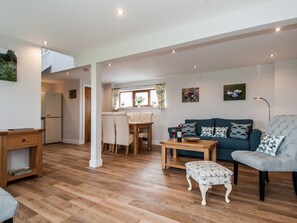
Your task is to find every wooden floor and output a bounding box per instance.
[4,143,297,223]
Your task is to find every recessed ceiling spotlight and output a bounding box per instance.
[116,9,124,16]
[275,27,281,32]
[171,50,176,54]
[42,41,49,45]
[194,65,197,69]
[270,54,274,58]
[108,63,112,67]
[66,72,69,76]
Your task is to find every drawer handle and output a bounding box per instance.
[22,139,26,142]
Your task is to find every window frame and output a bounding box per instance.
[119,88,156,108]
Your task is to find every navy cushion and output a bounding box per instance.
[185,119,215,136]
[215,118,253,137]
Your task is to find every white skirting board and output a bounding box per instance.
[62,138,84,145]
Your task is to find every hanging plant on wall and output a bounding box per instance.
[0,48,17,82]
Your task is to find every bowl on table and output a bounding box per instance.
[183,137,200,142]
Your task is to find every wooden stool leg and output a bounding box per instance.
[224,183,232,203]
[186,174,192,191]
[199,185,210,206]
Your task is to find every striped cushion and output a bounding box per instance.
[182,122,196,135]
[230,122,251,139]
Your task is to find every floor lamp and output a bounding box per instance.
[253,97,271,121]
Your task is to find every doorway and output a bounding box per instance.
[85,87,91,143]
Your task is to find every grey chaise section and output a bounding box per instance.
[231,115,297,201]
[0,188,19,223]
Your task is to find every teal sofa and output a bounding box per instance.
[168,118,262,161]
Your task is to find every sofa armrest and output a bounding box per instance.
[249,129,262,151]
[168,127,178,138]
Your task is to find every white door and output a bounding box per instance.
[45,117,62,143]
[45,93,62,117]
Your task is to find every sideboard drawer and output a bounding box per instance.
[7,134,38,148]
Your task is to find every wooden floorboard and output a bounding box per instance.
[4,143,297,223]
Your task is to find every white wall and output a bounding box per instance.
[50,51,74,73]
[102,84,112,112]
[0,34,41,170]
[274,58,297,115]
[115,63,277,144]
[42,82,55,92]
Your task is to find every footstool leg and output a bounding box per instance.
[186,174,192,191]
[199,184,210,206]
[224,183,232,203]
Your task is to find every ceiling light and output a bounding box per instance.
[42,41,49,45]
[171,50,176,54]
[66,72,69,76]
[116,9,124,16]
[270,54,274,58]
[194,65,197,69]
[275,27,281,32]
[108,63,112,67]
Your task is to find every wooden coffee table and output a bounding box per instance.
[160,138,218,170]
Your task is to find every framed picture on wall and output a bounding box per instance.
[0,47,17,82]
[69,89,77,99]
[224,83,246,101]
[182,87,199,102]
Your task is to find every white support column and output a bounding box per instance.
[89,62,103,168]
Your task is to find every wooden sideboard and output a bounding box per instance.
[0,129,43,187]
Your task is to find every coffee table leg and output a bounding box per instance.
[212,145,217,161]
[161,144,167,169]
[173,149,177,159]
[204,149,210,161]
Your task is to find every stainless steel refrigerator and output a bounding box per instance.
[41,92,62,144]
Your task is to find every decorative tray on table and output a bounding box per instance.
[183,137,200,142]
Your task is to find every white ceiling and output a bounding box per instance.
[43,24,297,84]
[101,25,297,84]
[1,0,297,84]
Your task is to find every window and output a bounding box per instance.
[119,89,158,108]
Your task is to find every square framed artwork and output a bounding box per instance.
[69,89,77,99]
[0,47,17,82]
[224,83,246,101]
[182,87,199,102]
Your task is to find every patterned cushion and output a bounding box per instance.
[182,122,196,135]
[200,126,214,137]
[185,161,233,186]
[213,127,228,138]
[230,122,251,139]
[256,134,285,156]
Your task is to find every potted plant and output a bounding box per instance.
[134,96,144,108]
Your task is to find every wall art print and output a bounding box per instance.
[224,83,246,101]
[0,47,17,82]
[182,87,199,103]
[69,89,77,99]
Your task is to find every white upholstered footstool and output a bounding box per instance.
[185,161,233,206]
